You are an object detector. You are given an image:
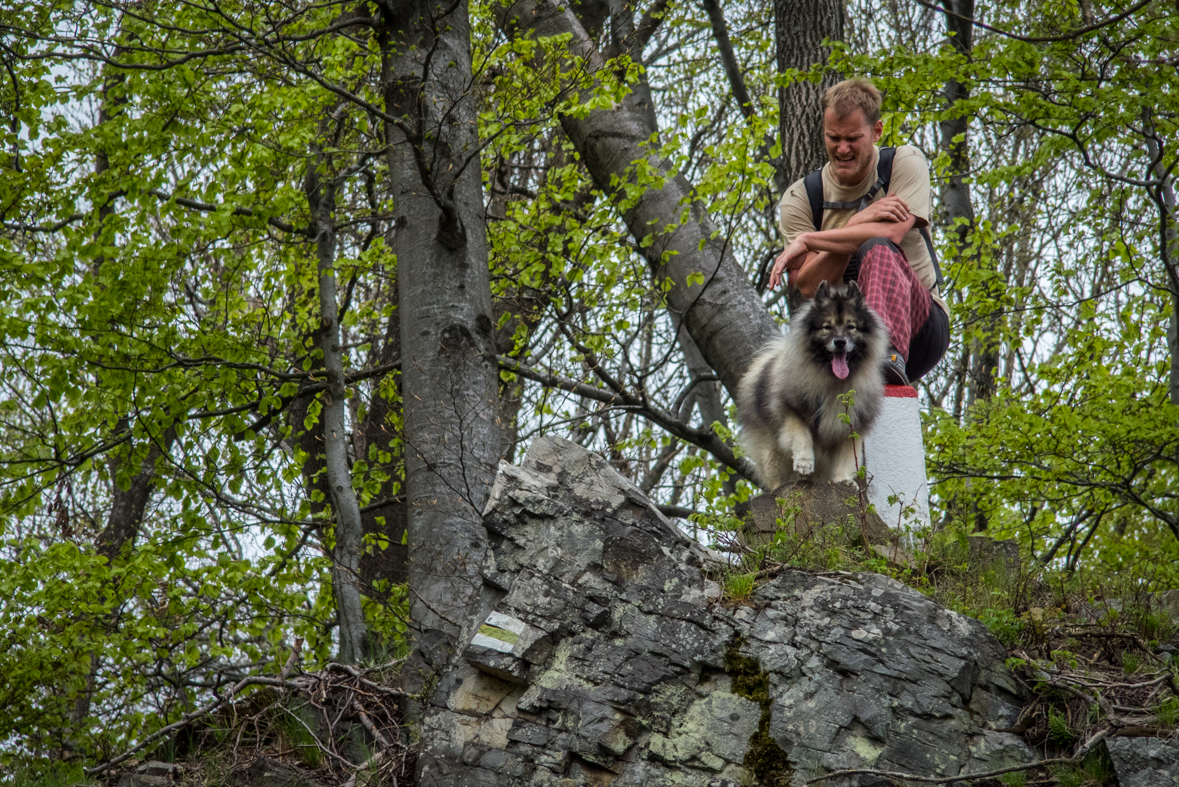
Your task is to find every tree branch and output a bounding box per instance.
[498,355,759,484]
[912,0,1154,44]
[700,0,755,120]
[635,0,674,51]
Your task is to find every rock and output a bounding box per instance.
[117,776,168,787]
[745,484,892,549]
[230,757,325,787]
[1157,589,1179,629]
[418,436,1029,787]
[966,536,1020,578]
[870,543,915,569]
[1104,737,1179,787]
[136,761,181,777]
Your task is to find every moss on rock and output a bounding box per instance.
[725,639,792,786]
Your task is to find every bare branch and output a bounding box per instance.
[912,0,1155,44]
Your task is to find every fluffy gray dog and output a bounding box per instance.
[737,281,887,489]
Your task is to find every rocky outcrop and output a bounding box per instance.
[417,436,1030,786]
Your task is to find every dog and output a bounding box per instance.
[737,281,887,489]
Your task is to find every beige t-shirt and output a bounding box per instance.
[778,145,948,316]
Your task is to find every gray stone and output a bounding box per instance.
[967,536,1021,577]
[744,484,892,548]
[117,776,168,787]
[230,757,325,787]
[1105,737,1179,787]
[136,761,181,777]
[870,543,915,569]
[418,436,1031,787]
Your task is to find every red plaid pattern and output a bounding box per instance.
[858,243,930,361]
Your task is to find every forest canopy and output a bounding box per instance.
[0,0,1176,774]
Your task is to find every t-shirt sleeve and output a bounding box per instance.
[778,179,816,246]
[889,147,933,228]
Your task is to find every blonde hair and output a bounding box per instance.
[821,78,882,124]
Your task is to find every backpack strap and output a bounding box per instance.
[803,146,944,289]
[804,168,824,232]
[859,146,895,211]
[920,228,945,288]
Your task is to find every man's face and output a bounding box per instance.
[823,108,883,186]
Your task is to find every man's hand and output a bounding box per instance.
[769,235,809,289]
[846,194,910,227]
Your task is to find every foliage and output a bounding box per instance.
[837,0,1179,572]
[723,571,759,601]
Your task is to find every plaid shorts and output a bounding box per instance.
[844,238,931,361]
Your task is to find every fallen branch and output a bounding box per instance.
[85,674,293,775]
[87,662,411,777]
[806,755,1079,785]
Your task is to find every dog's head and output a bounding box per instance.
[803,281,881,381]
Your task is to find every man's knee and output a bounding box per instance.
[858,236,902,258]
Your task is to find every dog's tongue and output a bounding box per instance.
[832,352,849,380]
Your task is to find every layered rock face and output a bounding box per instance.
[418,437,1029,786]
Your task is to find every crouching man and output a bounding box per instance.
[769,77,950,386]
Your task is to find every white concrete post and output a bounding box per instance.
[861,384,931,532]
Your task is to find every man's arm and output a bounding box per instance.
[790,217,915,296]
[770,197,916,294]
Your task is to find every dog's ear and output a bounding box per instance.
[814,281,830,300]
[846,280,864,301]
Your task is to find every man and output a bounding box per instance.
[770,78,950,385]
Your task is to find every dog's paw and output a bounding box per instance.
[793,453,815,476]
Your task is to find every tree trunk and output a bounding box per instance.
[498,0,780,397]
[379,0,501,659]
[938,0,975,246]
[936,0,988,532]
[1144,108,1179,539]
[305,146,369,665]
[676,327,728,434]
[358,307,409,592]
[97,428,176,560]
[1145,122,1179,406]
[74,40,157,739]
[938,0,996,409]
[774,0,843,191]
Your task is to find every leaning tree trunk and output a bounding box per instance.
[379,0,501,662]
[774,0,843,191]
[498,0,779,397]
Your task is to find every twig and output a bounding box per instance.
[279,704,357,770]
[341,698,393,787]
[324,661,411,696]
[910,0,1153,44]
[351,698,391,748]
[806,756,1079,785]
[281,638,304,681]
